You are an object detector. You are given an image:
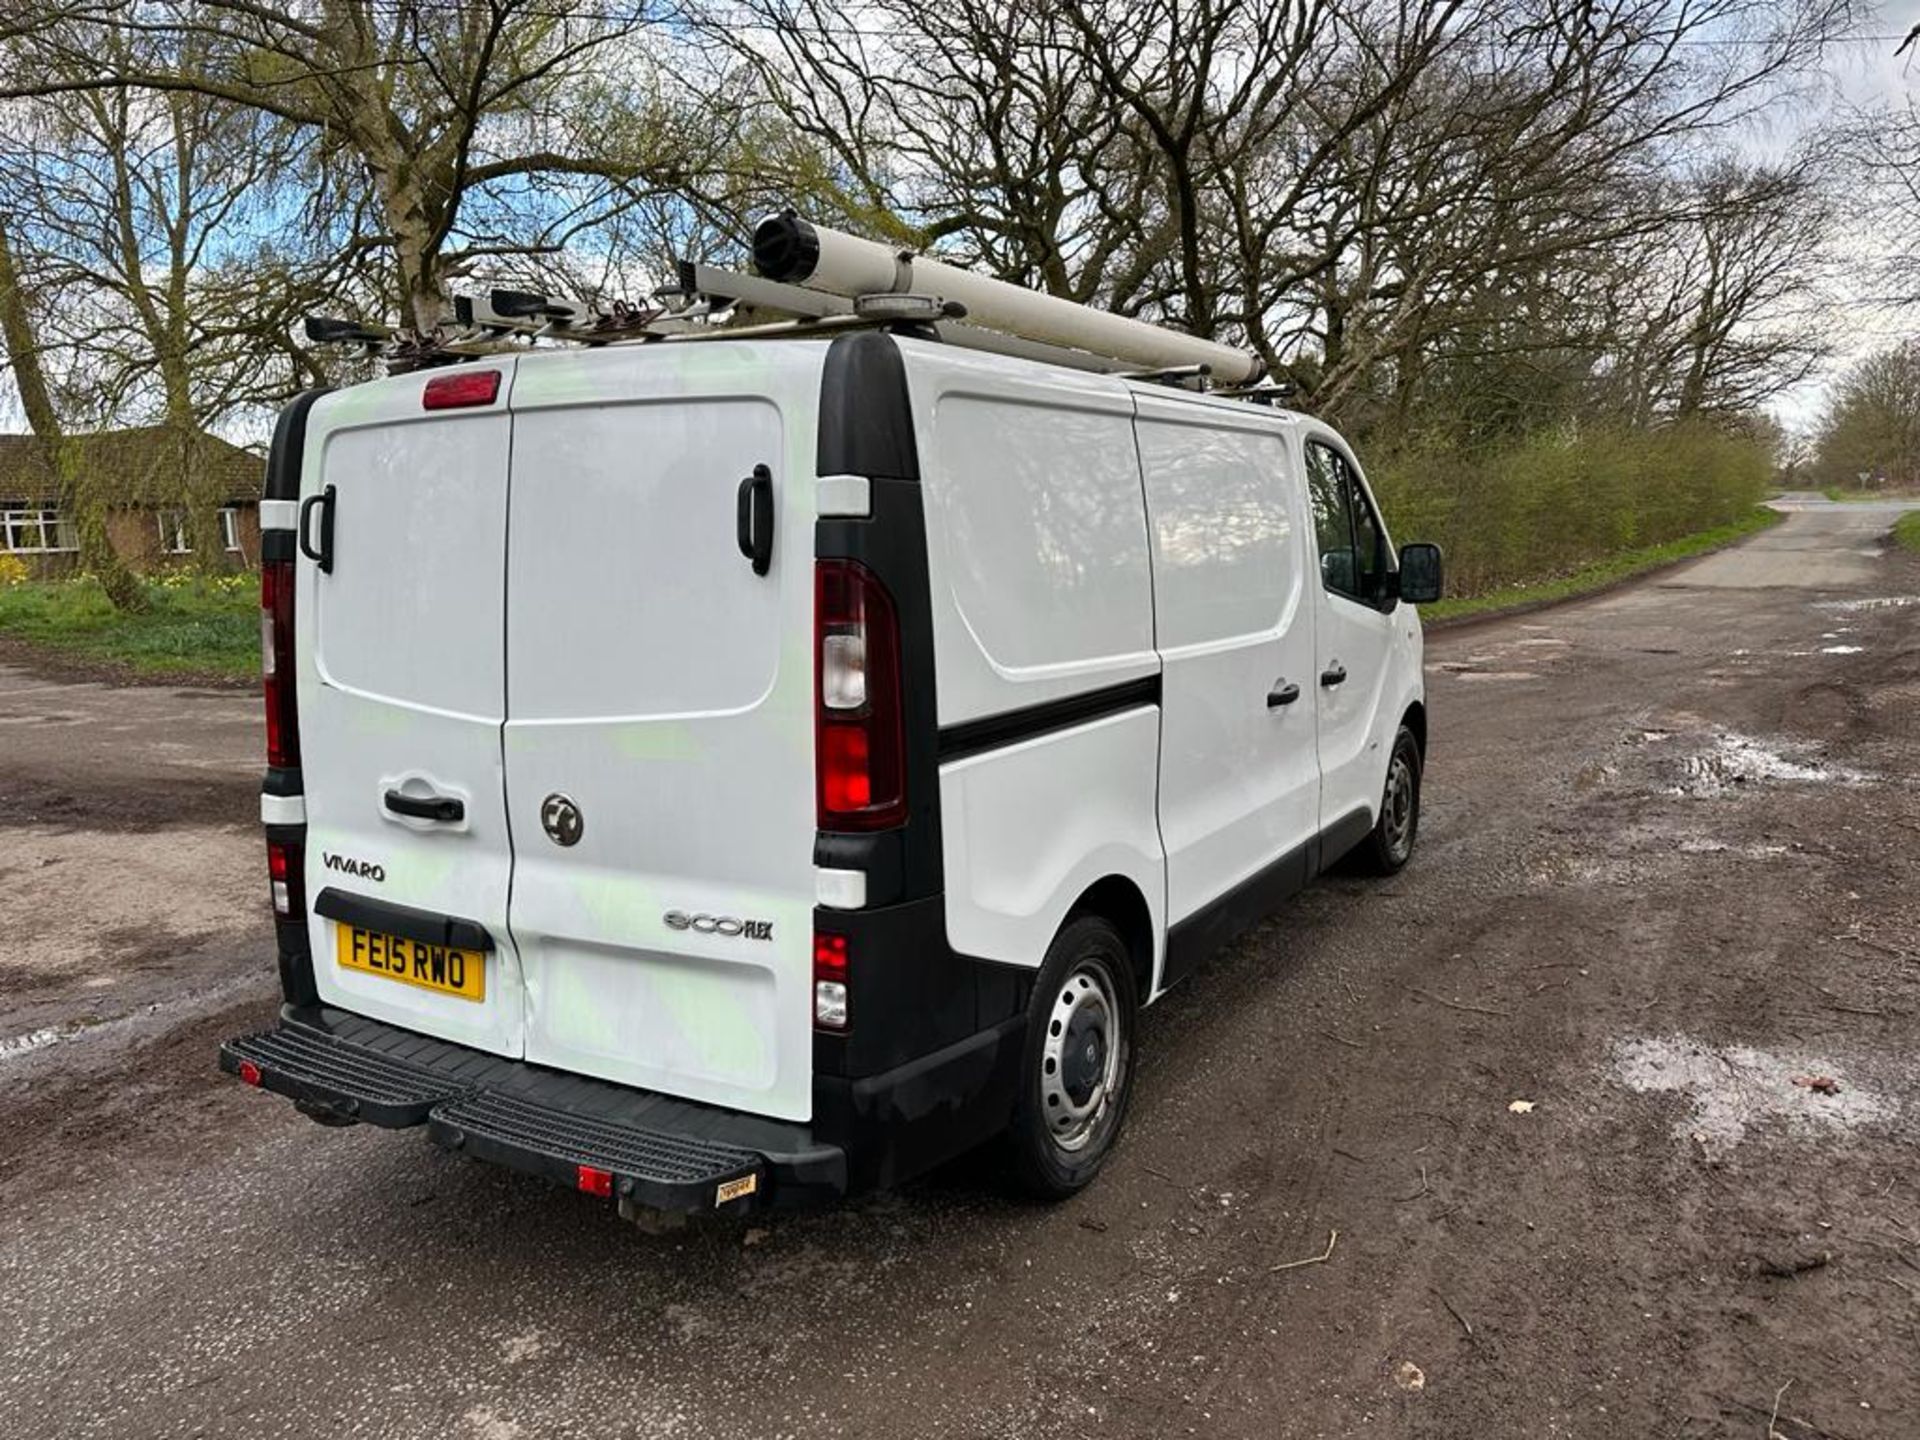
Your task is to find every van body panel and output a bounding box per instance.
[298,365,527,1058]
[897,341,1159,725]
[937,708,1165,974]
[1299,427,1413,835]
[1132,392,1321,928]
[501,343,823,1122]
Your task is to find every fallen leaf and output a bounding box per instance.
[742,1227,771,1248]
[1395,1360,1426,1393]
[1508,1099,1536,1114]
[1791,1075,1841,1095]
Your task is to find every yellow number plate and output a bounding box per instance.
[336,925,485,1003]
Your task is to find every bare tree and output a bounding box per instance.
[0,222,146,608]
[0,2,749,330]
[1814,339,1920,489]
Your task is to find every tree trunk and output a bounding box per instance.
[0,224,146,610]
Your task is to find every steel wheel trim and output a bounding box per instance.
[1383,754,1416,860]
[1039,959,1126,1154]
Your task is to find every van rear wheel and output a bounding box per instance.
[1358,724,1422,874]
[1005,915,1139,1200]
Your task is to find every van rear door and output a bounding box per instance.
[299,364,525,1057]
[501,345,820,1123]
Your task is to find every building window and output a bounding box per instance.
[1,507,78,553]
[158,510,191,554]
[159,508,245,554]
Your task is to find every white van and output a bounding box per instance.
[223,314,1441,1215]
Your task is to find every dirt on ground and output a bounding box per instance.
[0,502,1916,1440]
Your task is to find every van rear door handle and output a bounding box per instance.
[737,464,773,576]
[384,790,464,823]
[1320,662,1348,687]
[1267,681,1301,708]
[299,483,336,574]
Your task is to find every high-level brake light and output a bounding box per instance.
[421,369,501,410]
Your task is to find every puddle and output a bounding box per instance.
[1815,596,1920,613]
[0,1026,72,1062]
[1452,670,1539,682]
[1821,645,1864,655]
[1666,731,1872,797]
[1674,839,1790,858]
[1612,1034,1900,1158]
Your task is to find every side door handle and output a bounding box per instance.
[384,790,464,823]
[298,483,336,574]
[737,463,774,576]
[1320,662,1348,688]
[1267,680,1301,708]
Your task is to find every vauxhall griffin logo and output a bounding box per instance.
[323,852,385,882]
[540,793,583,847]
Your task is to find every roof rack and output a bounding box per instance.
[303,211,1273,397]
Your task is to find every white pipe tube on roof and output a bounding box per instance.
[752,212,1264,386]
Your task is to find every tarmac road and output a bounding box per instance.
[3,500,1918,1440]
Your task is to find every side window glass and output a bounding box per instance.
[1345,462,1385,600]
[1306,442,1360,600]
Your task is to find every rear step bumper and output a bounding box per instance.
[219,1007,846,1213]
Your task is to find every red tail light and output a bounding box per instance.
[815,560,905,830]
[267,836,305,920]
[814,930,850,1030]
[422,369,501,411]
[576,1164,614,1198]
[261,558,299,768]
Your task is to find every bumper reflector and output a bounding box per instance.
[576,1164,614,1198]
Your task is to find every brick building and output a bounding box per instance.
[0,428,264,575]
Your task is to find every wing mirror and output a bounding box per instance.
[1396,543,1444,605]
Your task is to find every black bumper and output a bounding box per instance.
[221,1004,1026,1213]
[221,1007,844,1213]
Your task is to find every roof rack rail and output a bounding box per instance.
[300,213,1286,407]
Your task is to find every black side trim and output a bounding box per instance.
[817,331,918,482]
[312,888,494,953]
[1315,804,1375,872]
[1158,804,1379,989]
[264,387,332,501]
[1161,840,1310,990]
[813,1013,1027,1194]
[938,675,1162,764]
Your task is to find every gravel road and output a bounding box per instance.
[3,500,1917,1440]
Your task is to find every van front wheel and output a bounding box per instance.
[1358,724,1423,874]
[1005,916,1139,1200]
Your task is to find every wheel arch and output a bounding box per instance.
[1401,699,1427,759]
[1063,874,1156,1004]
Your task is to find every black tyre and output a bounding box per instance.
[1358,724,1422,874]
[1005,915,1140,1200]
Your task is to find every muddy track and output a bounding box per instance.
[1,506,1917,1440]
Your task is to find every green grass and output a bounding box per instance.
[1822,486,1920,503]
[0,573,258,681]
[1893,511,1920,554]
[1422,505,1783,624]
